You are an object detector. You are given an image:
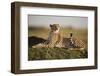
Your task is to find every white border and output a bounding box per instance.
[20,7,95,70]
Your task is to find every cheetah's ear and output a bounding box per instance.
[50,24,53,27]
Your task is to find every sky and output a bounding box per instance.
[28,15,88,28]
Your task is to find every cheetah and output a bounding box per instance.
[32,24,63,48]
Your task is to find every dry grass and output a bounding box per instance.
[28,47,87,60]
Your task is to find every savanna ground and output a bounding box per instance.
[28,26,88,61]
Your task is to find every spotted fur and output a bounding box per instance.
[62,37,86,49]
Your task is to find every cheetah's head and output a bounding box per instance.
[50,24,60,33]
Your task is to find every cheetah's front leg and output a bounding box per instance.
[54,34,61,47]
